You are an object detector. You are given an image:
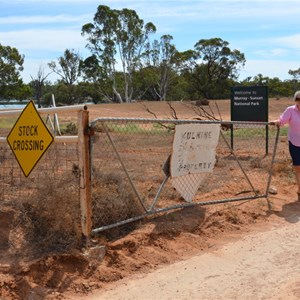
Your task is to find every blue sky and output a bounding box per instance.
[1,0,300,83]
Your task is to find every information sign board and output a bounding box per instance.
[231,86,268,121]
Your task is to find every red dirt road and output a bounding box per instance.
[76,207,300,300]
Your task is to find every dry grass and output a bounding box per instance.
[91,170,144,228]
[13,171,82,256]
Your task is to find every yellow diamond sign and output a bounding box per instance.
[7,101,54,177]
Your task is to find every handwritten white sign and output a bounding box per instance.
[170,173,207,202]
[170,123,220,202]
[170,124,220,178]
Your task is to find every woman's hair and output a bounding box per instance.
[293,91,300,101]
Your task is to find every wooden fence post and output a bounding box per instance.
[78,107,92,245]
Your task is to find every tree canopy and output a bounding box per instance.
[0,44,29,99]
[1,5,300,104]
[82,5,156,103]
[48,49,82,104]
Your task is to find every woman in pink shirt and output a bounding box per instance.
[273,90,300,200]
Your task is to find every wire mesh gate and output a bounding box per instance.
[90,118,279,234]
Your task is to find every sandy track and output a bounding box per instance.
[82,214,300,300]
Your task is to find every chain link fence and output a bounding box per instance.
[90,118,279,234]
[0,107,85,256]
[0,110,281,245]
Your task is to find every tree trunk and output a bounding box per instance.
[113,86,123,103]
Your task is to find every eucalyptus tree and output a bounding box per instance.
[81,5,156,103]
[288,67,300,80]
[288,68,300,93]
[0,44,25,98]
[187,38,246,99]
[30,65,52,107]
[142,34,178,101]
[81,54,114,103]
[48,49,82,104]
[267,77,292,98]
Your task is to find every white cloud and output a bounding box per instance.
[2,0,100,2]
[231,33,300,61]
[0,14,91,25]
[131,0,300,22]
[240,59,299,80]
[253,48,289,58]
[274,34,300,49]
[0,29,87,53]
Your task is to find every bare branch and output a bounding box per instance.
[142,100,231,132]
[141,103,175,131]
[141,103,159,119]
[167,101,178,119]
[214,102,222,121]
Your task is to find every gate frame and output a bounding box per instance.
[89,117,280,235]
